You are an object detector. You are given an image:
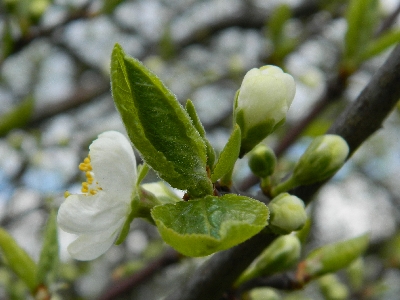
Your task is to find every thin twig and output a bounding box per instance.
[98,248,181,300]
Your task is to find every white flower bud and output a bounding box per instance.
[235,65,296,156]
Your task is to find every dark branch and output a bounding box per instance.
[98,248,181,300]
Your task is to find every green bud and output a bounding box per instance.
[234,65,295,156]
[293,134,349,185]
[236,235,301,286]
[0,228,37,292]
[249,288,281,300]
[318,274,349,300]
[346,257,364,291]
[304,234,369,278]
[268,193,307,235]
[248,144,277,178]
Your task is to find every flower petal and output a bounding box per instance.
[57,193,128,234]
[89,131,137,203]
[67,225,122,260]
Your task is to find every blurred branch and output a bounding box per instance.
[375,2,400,36]
[173,0,321,52]
[30,82,110,125]
[5,2,96,60]
[98,248,181,300]
[165,43,400,300]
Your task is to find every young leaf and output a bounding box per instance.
[360,30,400,62]
[151,194,269,257]
[37,210,59,286]
[185,99,216,170]
[344,0,379,64]
[268,4,291,46]
[0,96,34,136]
[211,124,241,182]
[304,234,369,278]
[0,228,37,292]
[111,44,212,198]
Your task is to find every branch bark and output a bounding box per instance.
[166,43,400,300]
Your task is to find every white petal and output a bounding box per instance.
[57,193,128,234]
[239,75,287,126]
[89,131,137,203]
[67,225,122,260]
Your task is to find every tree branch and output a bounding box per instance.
[166,43,400,300]
[98,248,181,300]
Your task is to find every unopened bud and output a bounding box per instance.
[304,234,369,278]
[234,66,295,156]
[236,235,301,286]
[293,134,349,185]
[248,144,277,178]
[319,274,349,300]
[268,193,306,235]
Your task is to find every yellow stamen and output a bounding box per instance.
[64,191,71,198]
[89,190,97,195]
[79,163,87,171]
[84,157,90,164]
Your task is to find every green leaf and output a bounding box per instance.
[268,4,291,46]
[101,0,124,14]
[185,99,216,170]
[0,228,37,292]
[111,44,212,198]
[0,96,34,136]
[360,29,400,61]
[37,210,59,286]
[211,124,241,182]
[304,234,369,278]
[151,194,269,257]
[344,0,379,63]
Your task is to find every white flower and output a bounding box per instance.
[57,131,137,260]
[235,65,296,155]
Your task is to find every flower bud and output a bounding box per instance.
[293,134,349,185]
[248,144,277,178]
[268,193,306,235]
[236,235,301,286]
[304,234,369,278]
[234,65,295,156]
[249,288,281,300]
[319,274,349,300]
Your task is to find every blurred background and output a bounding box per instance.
[1,0,400,299]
